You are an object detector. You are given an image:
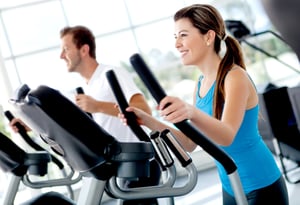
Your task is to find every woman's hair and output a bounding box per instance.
[174,4,246,119]
[60,26,96,59]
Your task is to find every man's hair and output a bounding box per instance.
[60,25,96,59]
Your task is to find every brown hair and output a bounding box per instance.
[174,4,246,119]
[60,25,96,59]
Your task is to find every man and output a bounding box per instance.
[10,25,160,205]
[59,26,151,142]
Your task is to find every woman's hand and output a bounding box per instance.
[159,96,195,123]
[118,106,153,127]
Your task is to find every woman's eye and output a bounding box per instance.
[175,32,188,39]
[180,33,187,38]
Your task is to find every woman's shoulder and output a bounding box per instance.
[225,65,258,107]
[225,66,248,81]
[228,65,246,74]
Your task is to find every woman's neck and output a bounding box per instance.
[199,54,221,81]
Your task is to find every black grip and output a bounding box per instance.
[130,54,167,101]
[129,53,237,174]
[4,110,64,170]
[76,87,84,94]
[105,70,150,142]
[75,87,93,119]
[5,110,42,151]
[4,110,15,121]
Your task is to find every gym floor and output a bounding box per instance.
[103,165,300,205]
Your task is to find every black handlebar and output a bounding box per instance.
[4,110,64,170]
[105,70,150,142]
[75,87,93,119]
[129,53,237,174]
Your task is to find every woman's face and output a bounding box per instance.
[174,18,209,66]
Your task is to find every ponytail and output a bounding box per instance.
[213,35,246,119]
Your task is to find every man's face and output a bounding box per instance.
[60,34,82,73]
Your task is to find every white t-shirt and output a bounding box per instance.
[84,64,142,142]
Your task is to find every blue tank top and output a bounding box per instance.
[195,76,281,195]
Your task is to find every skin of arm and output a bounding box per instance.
[121,106,198,152]
[76,93,152,116]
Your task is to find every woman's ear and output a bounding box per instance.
[205,30,216,46]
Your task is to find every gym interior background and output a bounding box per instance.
[0,0,299,204]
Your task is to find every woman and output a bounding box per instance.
[120,4,289,205]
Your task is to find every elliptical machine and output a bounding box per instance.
[5,54,248,205]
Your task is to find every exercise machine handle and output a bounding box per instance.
[105,70,150,142]
[75,87,93,119]
[4,110,64,170]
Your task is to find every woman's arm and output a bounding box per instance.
[159,68,253,146]
[120,106,197,152]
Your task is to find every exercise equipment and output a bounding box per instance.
[225,20,299,75]
[260,0,300,61]
[106,69,170,204]
[4,110,80,200]
[0,131,80,205]
[261,86,300,184]
[6,53,247,204]
[7,83,198,204]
